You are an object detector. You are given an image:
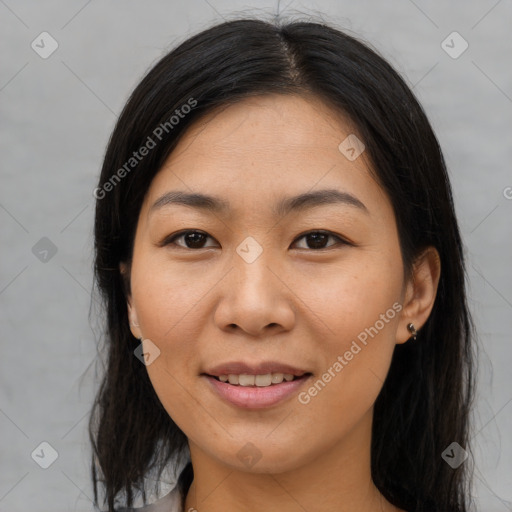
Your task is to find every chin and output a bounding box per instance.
[210,442,309,475]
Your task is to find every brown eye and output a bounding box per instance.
[164,230,218,249]
[292,231,348,250]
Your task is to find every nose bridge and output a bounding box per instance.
[231,239,276,304]
[213,238,294,335]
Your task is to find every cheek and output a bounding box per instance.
[129,259,209,413]
[292,255,403,413]
[130,254,215,343]
[130,267,204,431]
[294,254,403,344]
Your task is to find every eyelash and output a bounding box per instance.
[161,229,352,251]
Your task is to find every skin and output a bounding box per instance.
[123,94,440,512]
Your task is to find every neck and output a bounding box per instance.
[184,409,401,512]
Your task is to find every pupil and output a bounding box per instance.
[186,232,205,248]
[308,233,327,249]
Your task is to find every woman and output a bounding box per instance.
[89,17,476,512]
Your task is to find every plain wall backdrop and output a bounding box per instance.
[1,1,511,510]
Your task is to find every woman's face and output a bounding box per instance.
[125,94,415,474]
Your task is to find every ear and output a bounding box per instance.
[120,262,142,340]
[396,246,441,344]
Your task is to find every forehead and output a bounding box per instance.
[142,94,389,219]
[167,93,361,163]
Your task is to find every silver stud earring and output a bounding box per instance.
[407,323,418,341]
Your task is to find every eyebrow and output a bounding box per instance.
[149,188,369,217]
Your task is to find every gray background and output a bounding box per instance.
[1,1,511,511]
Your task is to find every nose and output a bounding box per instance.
[213,252,296,337]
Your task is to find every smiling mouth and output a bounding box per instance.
[205,373,312,387]
[202,370,313,409]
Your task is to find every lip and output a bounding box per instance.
[204,361,309,377]
[202,373,312,409]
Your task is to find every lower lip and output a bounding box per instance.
[203,375,311,409]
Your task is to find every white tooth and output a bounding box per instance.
[228,374,239,385]
[238,374,255,386]
[255,374,272,387]
[219,375,228,382]
[283,374,294,382]
[271,373,284,384]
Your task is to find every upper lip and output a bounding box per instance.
[203,361,310,377]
